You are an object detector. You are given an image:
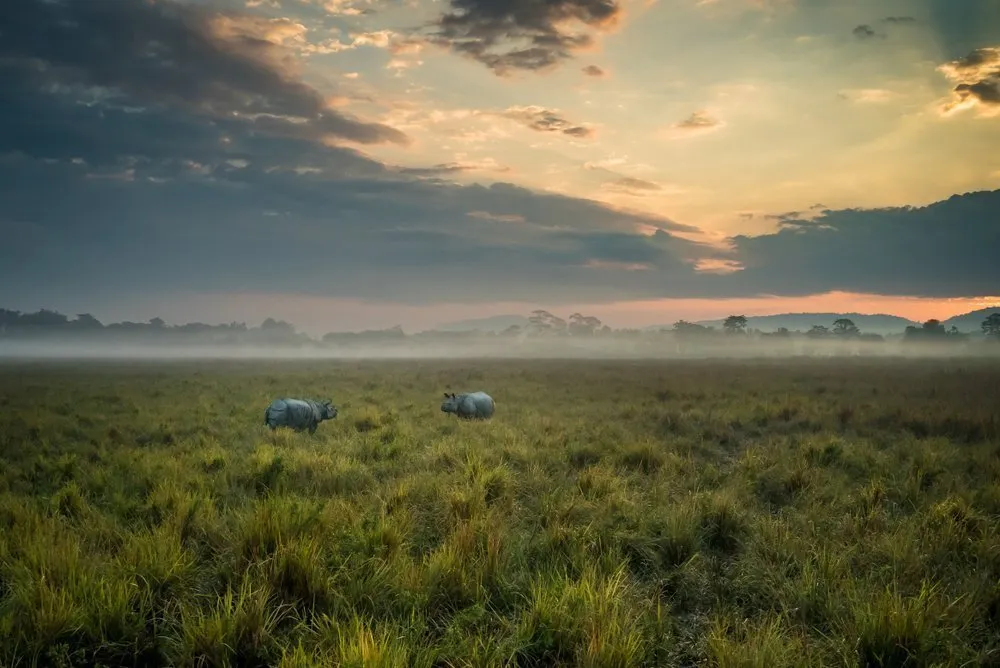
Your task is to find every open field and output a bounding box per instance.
[1,358,999,667]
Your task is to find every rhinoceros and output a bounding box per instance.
[441,391,495,420]
[264,398,338,434]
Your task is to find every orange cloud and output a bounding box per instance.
[662,110,725,139]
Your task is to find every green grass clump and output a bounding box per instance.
[0,357,999,665]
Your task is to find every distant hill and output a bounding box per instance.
[643,312,920,335]
[433,314,529,332]
[943,307,1000,332]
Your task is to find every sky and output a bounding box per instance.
[1,0,999,333]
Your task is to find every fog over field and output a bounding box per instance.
[2,336,998,361]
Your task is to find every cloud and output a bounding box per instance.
[397,158,511,177]
[611,177,661,191]
[838,88,897,104]
[501,106,596,138]
[725,190,1000,298]
[601,177,663,196]
[582,65,606,77]
[849,15,915,40]
[851,24,881,40]
[0,154,718,305]
[582,158,674,198]
[466,211,526,222]
[0,7,710,309]
[311,0,372,16]
[0,0,408,147]
[2,0,998,308]
[937,46,1000,116]
[426,0,622,75]
[324,29,425,56]
[582,155,654,174]
[674,110,721,130]
[664,110,724,138]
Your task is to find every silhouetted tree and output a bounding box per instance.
[922,319,946,336]
[527,310,566,335]
[806,325,829,339]
[568,313,603,336]
[832,318,860,337]
[723,315,748,335]
[72,313,104,329]
[20,309,68,327]
[673,320,713,340]
[905,319,962,342]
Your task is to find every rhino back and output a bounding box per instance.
[286,399,319,426]
[459,392,494,418]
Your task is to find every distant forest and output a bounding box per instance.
[2,308,999,349]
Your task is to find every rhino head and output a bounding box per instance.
[319,399,338,420]
[441,392,460,414]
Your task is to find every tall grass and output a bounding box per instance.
[0,357,998,665]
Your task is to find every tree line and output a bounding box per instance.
[1,307,998,347]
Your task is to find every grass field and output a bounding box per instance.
[1,357,999,667]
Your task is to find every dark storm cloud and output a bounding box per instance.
[426,0,621,75]
[0,0,408,146]
[3,118,998,304]
[0,58,706,306]
[582,65,606,77]
[0,0,716,307]
[726,191,1000,298]
[501,107,595,138]
[0,151,717,305]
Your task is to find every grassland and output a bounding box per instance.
[0,357,998,667]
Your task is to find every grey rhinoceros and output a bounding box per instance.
[264,398,338,434]
[441,391,495,420]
